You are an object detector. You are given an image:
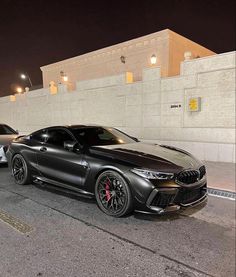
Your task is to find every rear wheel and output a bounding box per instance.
[95,170,133,217]
[12,154,32,185]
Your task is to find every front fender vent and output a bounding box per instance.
[151,192,176,208]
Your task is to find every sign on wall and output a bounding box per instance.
[170,104,182,109]
[188,97,201,112]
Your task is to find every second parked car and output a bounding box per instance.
[0,124,18,164]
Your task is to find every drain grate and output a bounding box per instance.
[0,209,33,234]
[208,188,236,200]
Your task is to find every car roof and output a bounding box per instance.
[56,124,102,129]
[30,125,115,136]
[31,124,103,132]
[68,124,98,128]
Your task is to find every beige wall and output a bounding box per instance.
[41,29,215,89]
[168,30,215,76]
[0,51,235,163]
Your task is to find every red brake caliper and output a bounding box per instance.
[105,178,111,201]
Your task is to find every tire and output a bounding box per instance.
[95,170,133,217]
[12,154,32,185]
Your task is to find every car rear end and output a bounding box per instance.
[0,144,9,163]
[0,124,19,164]
[0,138,16,164]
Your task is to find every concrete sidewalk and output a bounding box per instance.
[205,161,235,193]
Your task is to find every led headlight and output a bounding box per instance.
[131,168,174,180]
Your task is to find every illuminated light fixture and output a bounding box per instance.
[184,51,192,61]
[126,72,133,84]
[150,54,157,65]
[20,73,33,87]
[60,71,68,82]
[49,81,58,95]
[63,75,68,82]
[16,87,23,93]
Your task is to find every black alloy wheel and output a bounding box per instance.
[12,154,31,185]
[95,170,133,217]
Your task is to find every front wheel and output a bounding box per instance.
[12,154,32,185]
[95,170,133,217]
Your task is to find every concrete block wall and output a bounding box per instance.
[0,51,235,162]
[162,51,235,162]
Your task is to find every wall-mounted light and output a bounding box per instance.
[60,71,68,82]
[63,75,68,82]
[184,51,192,61]
[120,56,126,64]
[49,81,58,95]
[150,54,157,65]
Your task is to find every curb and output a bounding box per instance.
[208,188,236,201]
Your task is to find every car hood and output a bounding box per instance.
[90,142,202,173]
[0,134,18,146]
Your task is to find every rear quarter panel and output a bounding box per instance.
[7,138,39,174]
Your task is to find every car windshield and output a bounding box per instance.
[71,127,136,146]
[0,124,17,135]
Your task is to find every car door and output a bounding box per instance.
[36,128,89,189]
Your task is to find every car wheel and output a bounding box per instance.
[95,170,133,217]
[12,154,32,185]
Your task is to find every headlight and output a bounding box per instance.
[131,168,174,180]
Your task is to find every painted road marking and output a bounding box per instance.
[0,209,34,234]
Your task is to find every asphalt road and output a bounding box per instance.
[0,165,235,277]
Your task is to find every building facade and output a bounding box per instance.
[40,29,215,89]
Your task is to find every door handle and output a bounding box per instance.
[40,146,47,152]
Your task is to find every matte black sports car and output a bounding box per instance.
[7,125,207,217]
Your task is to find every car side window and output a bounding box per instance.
[97,129,115,141]
[0,124,16,135]
[46,129,74,148]
[31,129,47,143]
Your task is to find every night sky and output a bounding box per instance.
[0,0,235,97]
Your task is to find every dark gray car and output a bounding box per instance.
[7,125,207,217]
[0,124,18,163]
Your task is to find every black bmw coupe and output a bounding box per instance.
[7,125,207,217]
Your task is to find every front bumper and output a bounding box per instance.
[145,182,208,214]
